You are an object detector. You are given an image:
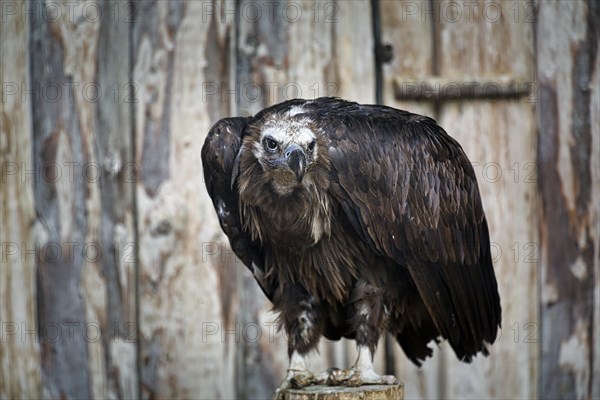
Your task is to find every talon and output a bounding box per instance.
[381,374,399,385]
[346,373,363,387]
[290,371,315,389]
[274,351,316,398]
[348,369,398,386]
[327,368,354,386]
[314,368,336,385]
[273,384,289,400]
[342,345,399,386]
[273,375,294,400]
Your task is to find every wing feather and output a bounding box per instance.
[201,117,275,300]
[315,100,501,361]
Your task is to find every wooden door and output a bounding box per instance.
[382,1,538,399]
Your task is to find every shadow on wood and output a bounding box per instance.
[283,384,404,400]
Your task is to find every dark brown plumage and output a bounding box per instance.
[202,97,501,378]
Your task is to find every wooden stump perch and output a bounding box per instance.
[283,384,404,400]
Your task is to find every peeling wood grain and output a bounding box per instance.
[537,1,600,398]
[27,1,137,398]
[591,31,600,400]
[29,2,94,396]
[135,1,239,398]
[0,1,42,397]
[94,1,138,398]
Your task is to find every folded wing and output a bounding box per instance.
[318,103,501,361]
[201,117,275,300]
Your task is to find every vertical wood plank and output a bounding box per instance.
[235,1,375,397]
[134,0,238,397]
[380,3,442,399]
[235,2,304,397]
[537,1,599,398]
[27,0,137,398]
[437,1,538,399]
[29,10,90,393]
[21,1,138,398]
[0,1,42,397]
[333,1,375,102]
[93,1,138,397]
[592,25,600,400]
[381,0,434,116]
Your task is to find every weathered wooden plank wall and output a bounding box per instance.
[1,0,137,398]
[134,1,239,398]
[1,0,599,399]
[537,1,599,399]
[25,0,137,397]
[0,3,41,397]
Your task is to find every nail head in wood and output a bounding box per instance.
[379,43,394,64]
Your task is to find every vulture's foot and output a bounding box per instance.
[346,367,398,387]
[289,369,316,388]
[274,350,318,400]
[327,367,397,387]
[273,369,315,400]
[330,345,398,387]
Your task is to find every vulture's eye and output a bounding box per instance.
[307,140,316,153]
[263,137,279,152]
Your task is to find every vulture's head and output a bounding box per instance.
[239,116,328,198]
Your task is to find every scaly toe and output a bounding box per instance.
[273,370,316,400]
[312,368,337,385]
[290,371,315,389]
[347,367,399,386]
[327,368,355,386]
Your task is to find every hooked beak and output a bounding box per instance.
[285,144,307,183]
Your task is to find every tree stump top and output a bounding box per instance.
[283,384,404,400]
